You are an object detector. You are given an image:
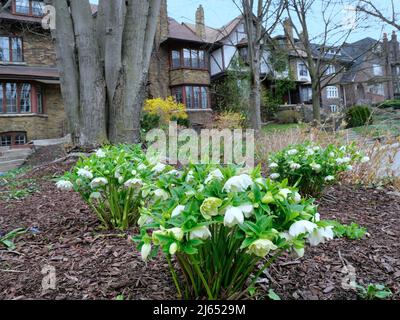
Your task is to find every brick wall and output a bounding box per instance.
[0,85,67,140]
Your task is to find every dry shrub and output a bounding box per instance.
[214,111,246,130]
[343,137,400,189]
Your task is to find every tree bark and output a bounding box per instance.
[49,0,161,147]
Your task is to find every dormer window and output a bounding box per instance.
[13,0,44,17]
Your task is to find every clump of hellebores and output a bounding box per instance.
[134,163,337,300]
[56,145,170,230]
[268,142,367,196]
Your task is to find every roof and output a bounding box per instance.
[167,18,205,43]
[183,15,243,43]
[0,65,59,80]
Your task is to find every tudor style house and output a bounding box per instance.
[0,0,66,147]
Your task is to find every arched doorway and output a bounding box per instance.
[357,84,366,101]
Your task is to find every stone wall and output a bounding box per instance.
[187,109,214,127]
[0,24,56,67]
[170,69,210,86]
[0,84,67,140]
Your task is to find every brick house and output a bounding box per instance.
[0,0,67,147]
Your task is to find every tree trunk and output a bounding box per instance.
[311,81,321,124]
[49,0,161,147]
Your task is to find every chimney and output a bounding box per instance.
[157,0,169,43]
[195,5,206,40]
[283,18,294,47]
[392,31,399,62]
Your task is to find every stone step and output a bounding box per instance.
[0,152,31,161]
[0,159,26,173]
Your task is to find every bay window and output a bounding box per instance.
[0,82,43,114]
[0,36,23,63]
[14,0,44,16]
[170,48,207,69]
[173,86,209,110]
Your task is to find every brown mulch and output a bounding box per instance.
[24,145,68,168]
[0,160,399,300]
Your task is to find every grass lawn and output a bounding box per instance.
[263,123,307,134]
[352,109,400,138]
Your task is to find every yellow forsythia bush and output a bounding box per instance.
[144,97,188,125]
[215,111,246,130]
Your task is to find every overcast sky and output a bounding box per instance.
[90,0,397,43]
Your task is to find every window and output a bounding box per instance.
[300,86,312,103]
[373,64,383,76]
[369,83,385,96]
[183,49,191,68]
[171,50,180,69]
[37,87,43,113]
[0,132,27,146]
[20,83,31,112]
[326,86,339,99]
[238,46,248,63]
[14,0,44,16]
[15,133,26,145]
[326,64,336,75]
[330,105,339,113]
[1,82,43,114]
[298,63,309,77]
[6,83,17,113]
[170,49,207,69]
[0,36,23,63]
[173,86,209,110]
[1,135,12,146]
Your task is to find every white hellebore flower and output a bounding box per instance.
[238,203,254,218]
[95,149,106,158]
[270,173,280,180]
[138,164,147,171]
[124,178,142,188]
[287,149,299,156]
[293,192,302,203]
[288,220,318,237]
[153,163,166,173]
[56,180,73,191]
[361,156,370,163]
[324,175,335,182]
[224,206,244,227]
[77,168,93,179]
[90,177,108,189]
[269,162,279,169]
[223,174,253,193]
[294,247,305,258]
[190,226,212,240]
[247,239,277,258]
[346,165,354,171]
[171,205,185,218]
[307,226,334,246]
[154,189,169,200]
[186,170,195,183]
[90,192,101,200]
[329,152,335,158]
[310,163,322,172]
[314,212,321,222]
[278,188,292,199]
[205,169,224,184]
[290,162,301,170]
[141,243,152,261]
[169,243,178,255]
[306,148,315,156]
[168,227,184,241]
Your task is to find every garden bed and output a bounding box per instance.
[0,161,399,300]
